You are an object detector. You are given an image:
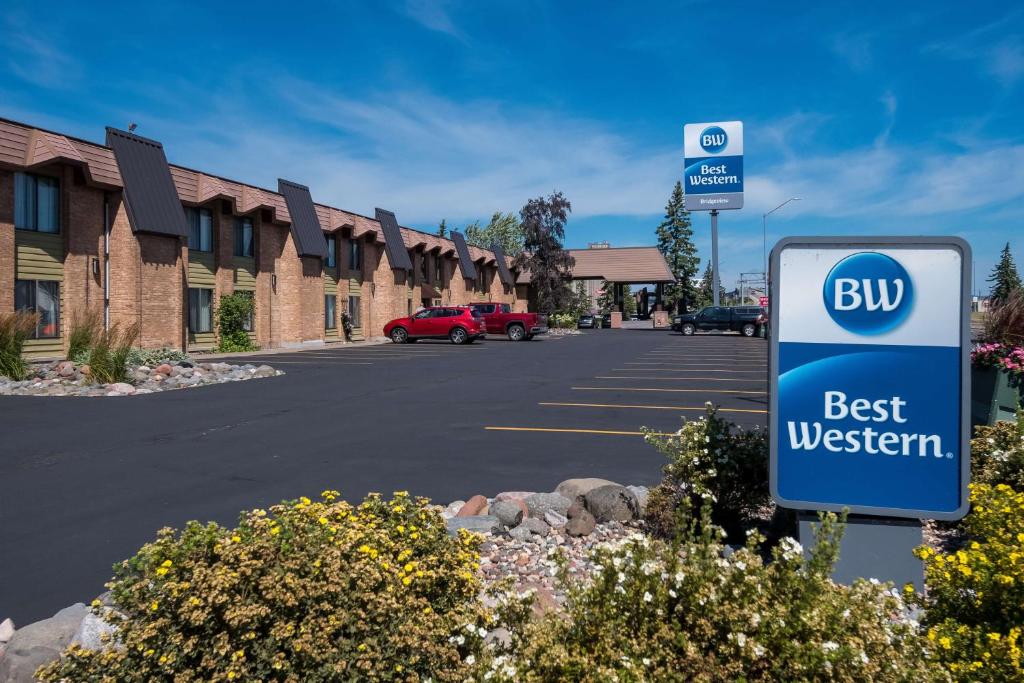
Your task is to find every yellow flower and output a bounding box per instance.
[402,576,412,586]
[190,597,201,606]
[988,632,1001,642]
[404,562,415,573]
[270,526,281,535]
[410,532,420,540]
[159,655,168,664]
[357,643,367,652]
[231,535,241,543]
[318,516,328,525]
[91,599,102,608]
[321,489,339,501]
[299,496,311,506]
[358,544,372,554]
[155,567,168,577]
[395,665,404,672]
[940,636,952,650]
[397,525,405,534]
[144,649,155,657]
[150,601,159,611]
[161,559,172,567]
[227,672,237,680]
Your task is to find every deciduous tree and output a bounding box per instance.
[465,212,525,257]
[514,192,574,314]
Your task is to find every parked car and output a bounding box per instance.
[577,313,600,329]
[675,306,767,337]
[384,306,486,344]
[601,312,612,327]
[468,302,548,341]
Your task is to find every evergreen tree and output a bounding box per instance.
[565,281,592,317]
[623,285,637,316]
[596,280,615,312]
[655,181,700,312]
[696,262,724,308]
[514,192,574,314]
[988,242,1022,304]
[437,218,447,238]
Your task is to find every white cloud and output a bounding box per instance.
[401,0,464,40]
[924,11,1024,87]
[1,15,79,88]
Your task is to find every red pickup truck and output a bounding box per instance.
[468,302,547,341]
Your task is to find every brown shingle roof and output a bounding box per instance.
[515,247,674,284]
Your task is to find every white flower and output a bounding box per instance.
[478,626,487,638]
[465,655,475,665]
[736,633,747,647]
[643,591,653,603]
[754,644,765,657]
[822,641,839,652]
[669,589,677,598]
[842,609,851,619]
[642,658,651,666]
[675,571,685,584]
[735,561,746,571]
[859,652,869,664]
[617,571,626,584]
[455,635,465,645]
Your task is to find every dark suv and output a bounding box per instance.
[673,306,766,337]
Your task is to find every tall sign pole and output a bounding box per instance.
[683,121,743,304]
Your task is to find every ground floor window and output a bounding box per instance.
[15,279,60,338]
[188,288,213,333]
[325,295,336,330]
[408,298,414,315]
[238,291,254,332]
[348,295,361,328]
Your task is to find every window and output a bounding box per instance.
[325,295,336,330]
[187,207,213,252]
[325,236,336,269]
[14,172,60,233]
[348,239,362,271]
[234,217,254,257]
[407,251,416,286]
[434,255,443,283]
[188,288,213,333]
[238,291,254,332]
[477,267,489,293]
[500,303,511,313]
[347,296,361,328]
[15,280,60,338]
[473,303,496,314]
[413,309,433,320]
[420,252,429,282]
[408,298,413,315]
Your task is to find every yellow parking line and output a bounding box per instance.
[594,376,766,382]
[485,426,672,437]
[539,401,767,414]
[572,386,767,395]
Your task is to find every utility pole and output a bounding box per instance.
[711,209,720,306]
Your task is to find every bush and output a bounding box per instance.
[87,322,140,384]
[643,404,770,540]
[971,409,1024,491]
[983,289,1024,346]
[126,346,192,367]
[0,310,39,380]
[216,293,257,353]
[549,312,576,329]
[37,491,490,683]
[67,308,102,361]
[912,483,1024,680]
[480,509,944,681]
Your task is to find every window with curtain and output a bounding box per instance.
[348,239,362,271]
[326,236,336,269]
[420,252,429,282]
[434,255,443,283]
[348,296,361,328]
[14,172,60,233]
[325,295,336,330]
[186,207,213,252]
[188,288,213,332]
[234,217,254,257]
[14,280,61,338]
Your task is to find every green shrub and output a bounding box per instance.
[67,308,102,361]
[971,410,1024,491]
[37,491,489,683]
[643,403,770,540]
[216,293,257,353]
[911,483,1024,680]
[481,508,944,681]
[126,346,192,367]
[0,311,39,380]
[549,312,576,329]
[87,322,140,384]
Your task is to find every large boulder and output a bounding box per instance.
[446,515,500,536]
[0,603,87,682]
[493,491,535,503]
[626,485,650,516]
[490,500,525,528]
[456,495,489,517]
[555,477,620,502]
[583,484,640,523]
[524,492,571,519]
[70,610,119,651]
[565,501,597,537]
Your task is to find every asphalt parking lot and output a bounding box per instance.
[0,328,766,623]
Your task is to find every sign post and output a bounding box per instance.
[684,121,743,307]
[770,237,971,588]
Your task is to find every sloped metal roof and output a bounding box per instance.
[278,179,328,258]
[491,243,514,286]
[105,128,188,237]
[374,208,413,271]
[451,231,478,280]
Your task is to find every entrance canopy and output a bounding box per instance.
[515,246,675,285]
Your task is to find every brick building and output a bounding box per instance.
[0,117,526,357]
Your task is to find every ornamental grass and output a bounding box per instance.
[0,310,39,380]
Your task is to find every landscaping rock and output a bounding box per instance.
[627,485,650,516]
[508,525,533,542]
[154,363,173,375]
[0,603,87,682]
[70,610,119,651]
[565,502,597,537]
[0,617,14,642]
[490,500,525,528]
[525,492,571,519]
[446,515,500,536]
[494,491,535,503]
[56,361,76,378]
[456,495,489,517]
[254,365,277,378]
[108,382,136,395]
[444,501,465,518]
[583,484,640,523]
[544,510,568,528]
[519,517,550,537]
[555,477,620,502]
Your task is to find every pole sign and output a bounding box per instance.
[770,237,971,520]
[683,120,743,211]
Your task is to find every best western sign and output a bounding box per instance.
[683,120,743,210]
[770,237,971,520]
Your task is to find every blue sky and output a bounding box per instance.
[1,1,1021,293]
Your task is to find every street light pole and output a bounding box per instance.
[762,197,802,277]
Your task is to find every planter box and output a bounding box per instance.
[971,366,1021,426]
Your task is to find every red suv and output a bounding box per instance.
[384,306,486,345]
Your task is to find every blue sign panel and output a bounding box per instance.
[770,237,971,520]
[683,120,743,211]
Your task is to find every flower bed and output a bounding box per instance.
[973,342,1024,382]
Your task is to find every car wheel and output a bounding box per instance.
[507,324,526,341]
[681,323,696,336]
[741,323,756,337]
[449,327,468,345]
[390,327,408,343]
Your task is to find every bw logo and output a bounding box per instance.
[823,252,914,335]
